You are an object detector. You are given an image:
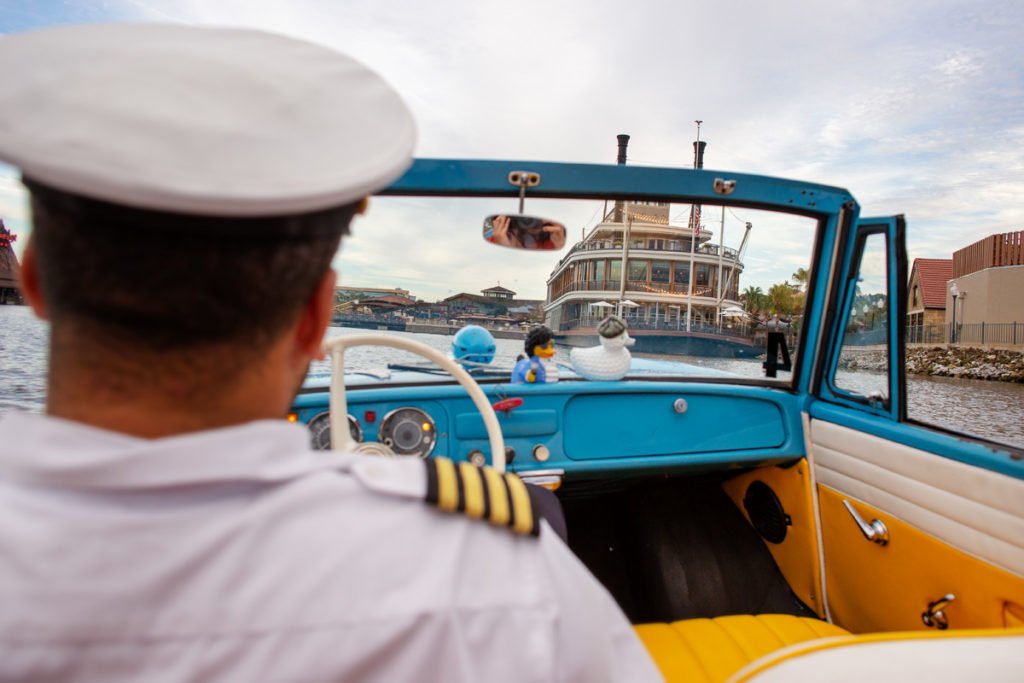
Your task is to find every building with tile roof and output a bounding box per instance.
[907,258,952,343]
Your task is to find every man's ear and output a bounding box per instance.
[18,238,48,320]
[294,268,337,361]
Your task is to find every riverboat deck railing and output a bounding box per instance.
[557,241,740,268]
[559,316,754,338]
[550,280,733,301]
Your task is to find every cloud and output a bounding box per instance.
[1,0,1021,301]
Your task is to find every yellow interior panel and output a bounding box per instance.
[634,614,848,683]
[723,461,822,616]
[818,485,1024,633]
[1005,602,1024,628]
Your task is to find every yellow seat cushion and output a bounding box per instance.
[634,614,849,683]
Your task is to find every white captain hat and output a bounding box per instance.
[0,23,415,217]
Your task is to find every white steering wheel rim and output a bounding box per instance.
[323,334,506,472]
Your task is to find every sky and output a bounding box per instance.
[0,0,1021,301]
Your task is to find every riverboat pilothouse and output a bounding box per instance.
[544,135,761,357]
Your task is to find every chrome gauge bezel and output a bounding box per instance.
[378,407,437,458]
[346,414,363,444]
[307,411,362,451]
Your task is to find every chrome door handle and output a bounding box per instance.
[922,593,955,629]
[842,499,889,546]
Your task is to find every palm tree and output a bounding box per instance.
[741,285,765,314]
[791,267,809,293]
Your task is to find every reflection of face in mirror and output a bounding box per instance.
[484,214,567,251]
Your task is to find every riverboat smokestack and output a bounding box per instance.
[616,134,630,165]
[688,129,708,234]
[613,134,630,221]
[692,139,707,169]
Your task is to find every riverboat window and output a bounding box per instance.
[651,261,670,283]
[696,264,710,287]
[628,259,648,281]
[609,259,621,283]
[673,263,689,286]
[592,259,606,282]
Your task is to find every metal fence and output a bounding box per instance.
[907,322,1024,346]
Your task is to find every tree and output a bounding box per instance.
[768,281,798,316]
[791,267,809,292]
[741,285,766,315]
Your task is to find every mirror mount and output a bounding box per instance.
[508,170,541,213]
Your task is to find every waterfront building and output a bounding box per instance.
[335,285,412,303]
[945,231,1024,332]
[335,294,419,314]
[481,285,516,300]
[444,287,543,321]
[906,258,951,343]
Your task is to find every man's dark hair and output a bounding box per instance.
[27,179,358,356]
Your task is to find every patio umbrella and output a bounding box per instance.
[620,300,639,307]
[591,300,614,308]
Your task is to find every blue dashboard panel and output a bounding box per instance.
[292,379,805,477]
[456,409,559,439]
[562,393,786,459]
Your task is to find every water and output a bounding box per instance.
[3,306,1023,448]
[0,306,48,413]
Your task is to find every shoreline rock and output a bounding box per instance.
[839,346,1024,383]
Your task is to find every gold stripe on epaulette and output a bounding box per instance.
[481,465,511,527]
[505,473,534,535]
[458,461,486,519]
[435,457,459,512]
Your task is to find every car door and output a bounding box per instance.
[807,215,1024,633]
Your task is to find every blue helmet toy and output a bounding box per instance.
[452,325,497,368]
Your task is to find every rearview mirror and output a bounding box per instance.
[483,214,567,251]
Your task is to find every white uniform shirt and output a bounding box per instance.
[0,413,662,682]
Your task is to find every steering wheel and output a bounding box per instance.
[323,334,507,472]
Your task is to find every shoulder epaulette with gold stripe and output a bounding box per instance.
[424,457,539,537]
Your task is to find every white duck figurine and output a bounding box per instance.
[570,315,635,381]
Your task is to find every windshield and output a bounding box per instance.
[307,195,819,385]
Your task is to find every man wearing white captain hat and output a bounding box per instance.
[0,23,661,683]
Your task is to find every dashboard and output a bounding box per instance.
[290,378,806,479]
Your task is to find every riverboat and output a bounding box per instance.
[291,157,1024,681]
[544,136,761,358]
[543,198,761,357]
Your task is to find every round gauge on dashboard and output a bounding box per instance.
[378,407,437,458]
[307,412,362,451]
